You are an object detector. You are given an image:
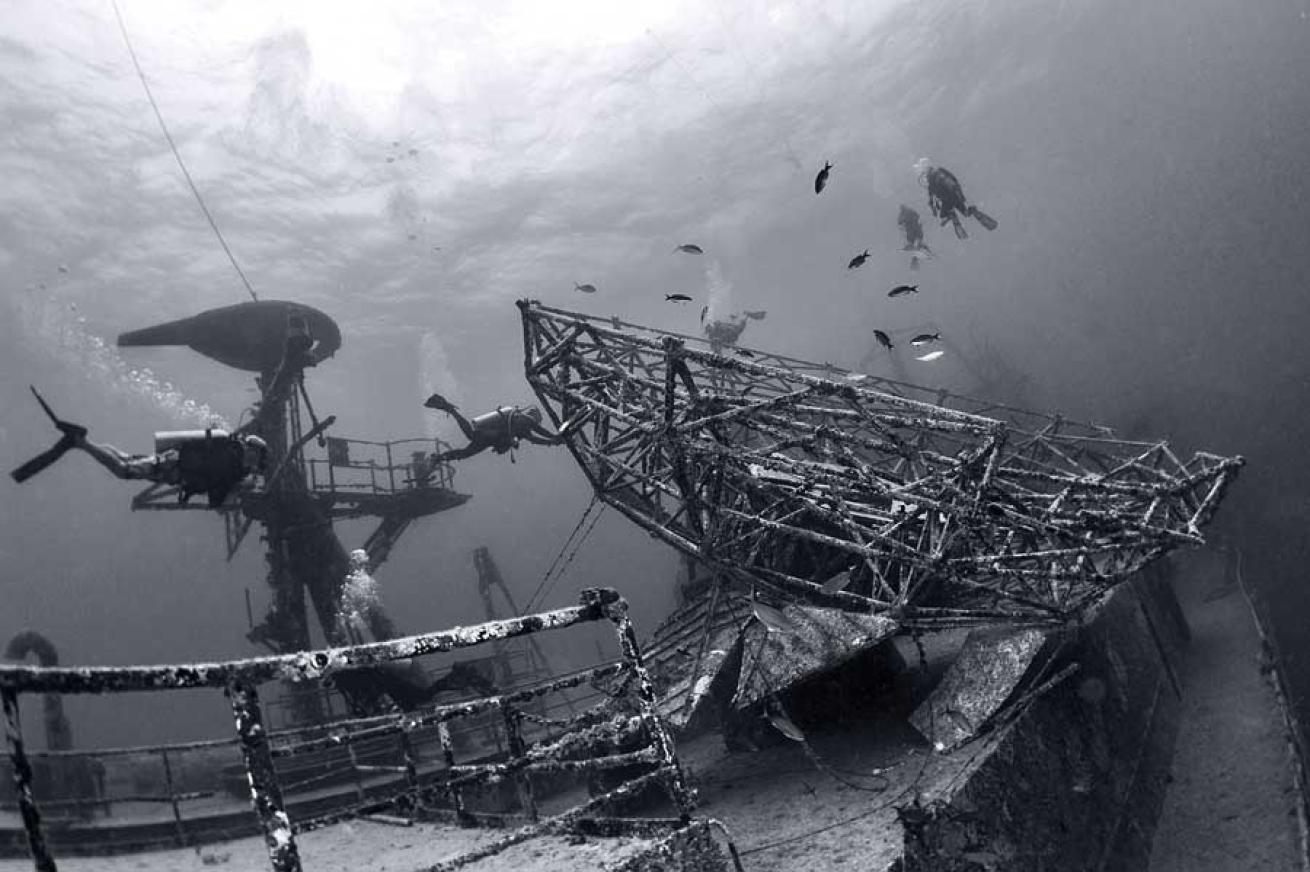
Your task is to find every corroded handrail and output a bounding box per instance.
[0,588,696,872]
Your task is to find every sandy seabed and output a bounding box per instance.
[0,823,651,872]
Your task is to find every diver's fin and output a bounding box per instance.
[11,434,77,483]
[971,208,999,231]
[951,214,969,239]
[423,392,457,413]
[28,388,87,440]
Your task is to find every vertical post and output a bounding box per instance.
[499,702,537,822]
[585,588,697,820]
[160,749,189,849]
[386,443,396,493]
[1,689,56,872]
[228,679,301,872]
[397,726,420,798]
[345,740,365,806]
[436,722,468,821]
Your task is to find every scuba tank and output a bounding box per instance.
[470,407,518,435]
[154,428,231,453]
[153,429,244,506]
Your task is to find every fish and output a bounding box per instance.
[735,348,756,358]
[744,310,768,320]
[822,570,853,593]
[700,305,709,323]
[386,157,395,163]
[675,244,704,254]
[752,597,796,634]
[847,250,871,270]
[575,283,598,294]
[910,332,941,346]
[767,707,806,743]
[916,350,945,362]
[666,293,693,302]
[408,148,418,157]
[814,161,832,194]
[873,330,894,351]
[57,264,69,274]
[888,284,919,297]
[844,373,868,383]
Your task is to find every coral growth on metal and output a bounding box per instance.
[519,301,1245,629]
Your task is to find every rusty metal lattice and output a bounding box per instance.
[0,589,704,872]
[519,300,1244,628]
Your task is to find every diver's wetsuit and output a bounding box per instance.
[427,401,565,462]
[76,432,256,507]
[898,205,931,253]
[926,167,998,239]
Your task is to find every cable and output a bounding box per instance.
[528,500,605,613]
[522,496,602,614]
[109,0,258,303]
[737,752,931,858]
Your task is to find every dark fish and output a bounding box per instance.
[386,157,395,163]
[57,264,69,274]
[675,244,704,254]
[847,249,871,270]
[666,293,693,302]
[873,330,893,350]
[408,148,418,157]
[888,284,919,297]
[814,161,832,194]
[744,310,767,320]
[735,348,756,358]
[767,708,806,743]
[407,233,418,241]
[910,332,941,346]
[700,305,709,323]
[752,598,796,634]
[575,283,597,294]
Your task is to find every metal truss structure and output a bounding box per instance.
[519,301,1245,630]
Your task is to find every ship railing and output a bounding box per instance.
[307,436,458,497]
[0,588,699,872]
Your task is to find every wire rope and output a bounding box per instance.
[109,0,258,302]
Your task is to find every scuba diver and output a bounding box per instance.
[704,310,767,354]
[423,393,579,463]
[10,386,269,508]
[897,204,933,271]
[913,158,999,240]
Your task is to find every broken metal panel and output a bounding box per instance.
[656,629,740,732]
[900,580,1185,871]
[909,626,1058,753]
[732,604,898,711]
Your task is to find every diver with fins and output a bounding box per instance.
[914,157,999,239]
[423,393,586,463]
[10,386,269,508]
